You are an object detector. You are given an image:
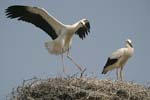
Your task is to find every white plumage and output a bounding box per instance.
[5,5,90,72]
[102,39,134,80]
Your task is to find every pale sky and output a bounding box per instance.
[0,0,150,99]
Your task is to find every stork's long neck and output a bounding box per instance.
[125,42,134,57]
[72,21,82,32]
[61,21,81,49]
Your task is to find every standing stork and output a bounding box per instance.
[5,5,90,72]
[102,39,134,80]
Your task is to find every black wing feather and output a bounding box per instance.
[104,58,118,68]
[75,19,90,39]
[84,19,90,33]
[5,5,58,40]
[76,27,87,39]
[101,58,118,74]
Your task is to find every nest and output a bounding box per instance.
[8,76,150,100]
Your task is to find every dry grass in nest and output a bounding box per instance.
[8,76,150,100]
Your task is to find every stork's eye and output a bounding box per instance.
[80,22,84,27]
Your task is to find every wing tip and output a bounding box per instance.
[5,5,28,19]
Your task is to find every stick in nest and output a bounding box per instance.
[80,68,87,78]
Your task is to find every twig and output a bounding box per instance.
[80,68,87,78]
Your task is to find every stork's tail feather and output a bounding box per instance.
[101,68,107,74]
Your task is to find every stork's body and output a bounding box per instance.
[102,39,134,80]
[45,24,80,55]
[5,5,90,72]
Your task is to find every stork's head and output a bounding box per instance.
[126,39,133,48]
[80,19,90,33]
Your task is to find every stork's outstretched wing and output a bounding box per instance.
[5,5,65,40]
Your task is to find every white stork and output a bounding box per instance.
[5,5,90,72]
[102,39,134,80]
